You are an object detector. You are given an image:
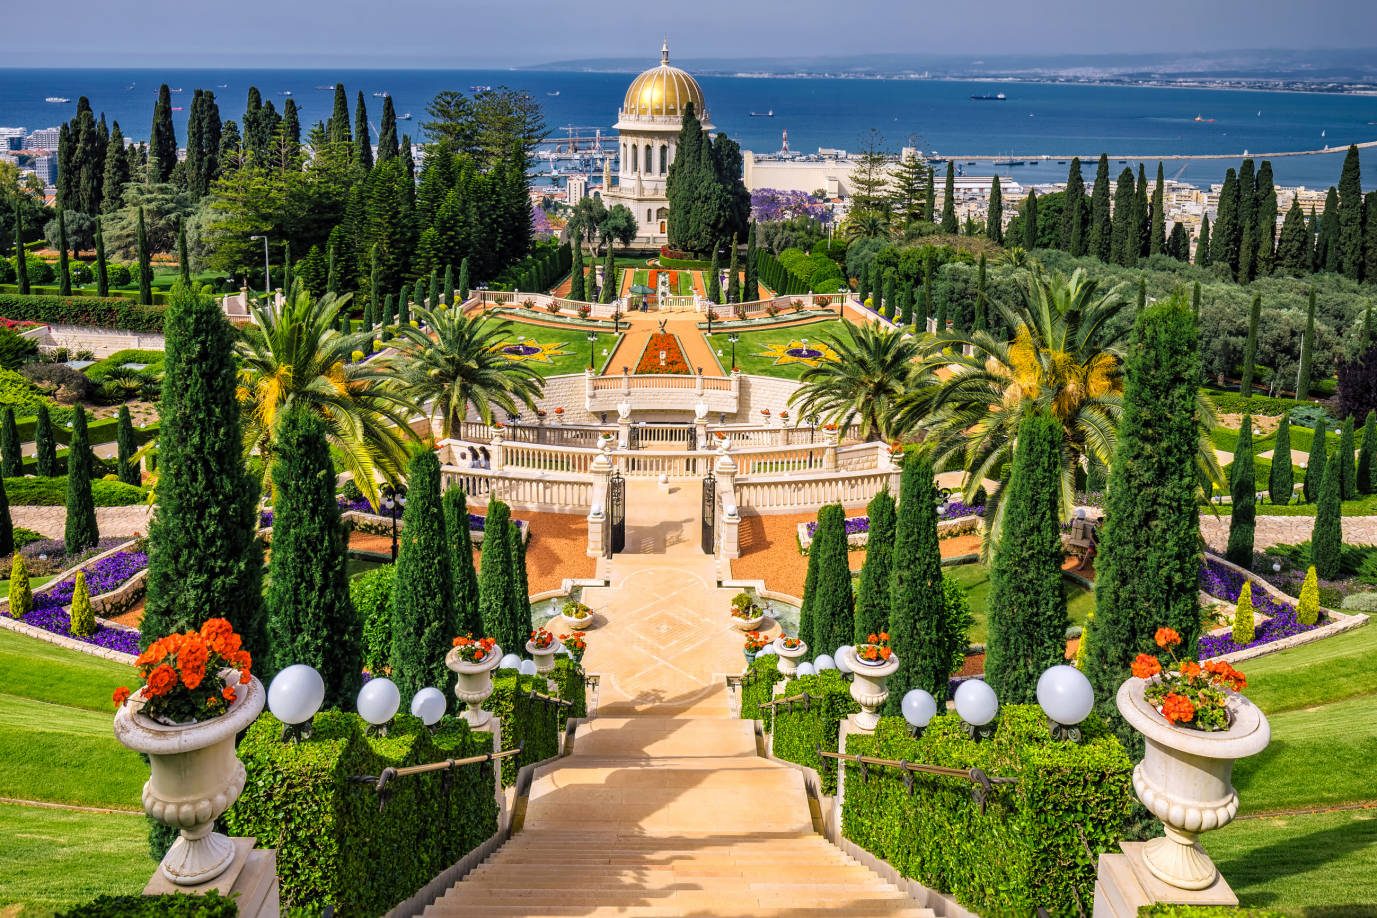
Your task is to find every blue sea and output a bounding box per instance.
[3,68,1376,190]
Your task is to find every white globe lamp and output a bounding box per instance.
[1036,665,1095,741]
[518,659,538,676]
[410,686,447,729]
[267,664,325,742]
[834,646,854,675]
[357,677,401,736]
[499,653,522,670]
[796,662,815,677]
[813,653,836,672]
[953,679,999,740]
[900,689,938,736]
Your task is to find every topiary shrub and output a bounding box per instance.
[549,657,587,719]
[68,571,95,636]
[57,890,238,917]
[1298,566,1322,622]
[1232,581,1256,645]
[484,667,563,786]
[225,710,496,917]
[739,654,783,726]
[770,669,859,794]
[351,563,396,676]
[842,708,1131,918]
[8,554,31,618]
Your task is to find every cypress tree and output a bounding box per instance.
[353,92,373,170]
[1239,220,1258,284]
[1255,160,1277,275]
[1112,168,1137,266]
[1213,168,1241,275]
[95,220,108,297]
[1022,188,1038,250]
[267,407,362,707]
[34,405,57,478]
[1085,296,1202,750]
[1134,164,1150,258]
[328,83,351,146]
[0,475,10,558]
[1304,421,1327,502]
[443,263,454,307]
[428,270,439,309]
[940,161,958,234]
[116,404,139,486]
[136,207,152,305]
[479,501,524,652]
[707,248,722,303]
[883,272,897,325]
[1338,145,1364,279]
[744,222,759,301]
[1226,413,1255,568]
[1340,415,1358,500]
[177,219,191,287]
[444,487,482,637]
[925,256,937,328]
[69,573,94,637]
[925,168,936,223]
[149,84,177,182]
[797,508,822,649]
[1276,198,1310,275]
[569,245,585,301]
[1297,566,1320,626]
[1240,293,1261,396]
[1270,413,1294,505]
[1196,214,1212,267]
[1062,157,1086,254]
[857,262,870,309]
[600,247,615,304]
[727,236,740,303]
[1359,410,1377,495]
[377,96,399,162]
[9,555,31,618]
[1312,445,1343,580]
[1150,162,1166,256]
[808,504,855,654]
[986,411,1068,702]
[389,449,455,699]
[1316,187,1340,273]
[399,282,411,326]
[14,206,29,295]
[1365,191,1377,284]
[886,455,952,708]
[1237,159,1257,257]
[1298,288,1316,399]
[987,176,1003,244]
[57,210,71,296]
[1089,153,1112,262]
[510,519,530,640]
[458,257,470,301]
[141,284,265,661]
[974,253,988,333]
[853,488,896,642]
[1192,280,1201,320]
[0,408,20,478]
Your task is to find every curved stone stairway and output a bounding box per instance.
[422,709,935,917]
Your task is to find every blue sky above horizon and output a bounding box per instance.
[4,0,1376,69]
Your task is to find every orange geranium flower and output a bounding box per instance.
[1179,661,1202,679]
[222,685,237,703]
[880,646,892,659]
[112,686,130,706]
[1154,627,1181,649]
[1131,654,1162,678]
[136,642,168,667]
[200,618,233,643]
[878,632,889,642]
[867,633,878,643]
[146,664,179,697]
[1160,692,1196,724]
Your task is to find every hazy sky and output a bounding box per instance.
[5,0,1375,68]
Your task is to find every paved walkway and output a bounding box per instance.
[11,505,152,539]
[1201,513,1377,553]
[603,312,724,376]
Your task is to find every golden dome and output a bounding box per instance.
[621,42,707,120]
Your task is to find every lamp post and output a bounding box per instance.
[380,484,407,562]
[587,330,598,370]
[728,333,739,371]
[808,413,819,444]
[249,235,270,304]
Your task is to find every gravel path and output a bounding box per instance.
[10,506,153,540]
[1200,513,1377,553]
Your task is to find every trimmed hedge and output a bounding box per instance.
[1138,909,1288,918]
[57,891,238,918]
[485,668,563,786]
[83,348,167,383]
[4,475,147,507]
[549,656,588,719]
[225,710,497,917]
[1203,390,1312,417]
[0,293,167,331]
[739,654,783,725]
[771,669,859,795]
[842,708,1131,918]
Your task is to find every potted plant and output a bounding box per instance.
[445,634,502,728]
[578,304,592,319]
[545,301,561,314]
[527,627,560,674]
[560,600,594,630]
[853,632,893,667]
[562,631,588,663]
[743,630,770,664]
[729,592,765,631]
[845,635,901,731]
[112,618,263,885]
[767,303,782,317]
[773,635,808,676]
[1117,627,1270,891]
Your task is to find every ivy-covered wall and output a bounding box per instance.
[769,669,859,795]
[486,668,563,786]
[738,655,783,725]
[548,657,587,719]
[842,708,1132,918]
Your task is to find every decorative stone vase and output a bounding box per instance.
[731,610,766,632]
[527,639,559,674]
[744,650,757,665]
[446,643,503,728]
[1116,676,1271,891]
[773,638,808,677]
[560,609,595,631]
[113,671,266,886]
[844,647,900,732]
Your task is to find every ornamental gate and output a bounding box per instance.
[605,470,626,557]
[701,471,716,555]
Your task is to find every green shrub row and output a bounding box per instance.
[226,710,497,917]
[485,668,563,786]
[0,293,167,332]
[57,891,238,918]
[549,657,588,719]
[842,707,1132,918]
[1203,389,1314,417]
[9,415,158,448]
[4,475,148,507]
[769,669,859,794]
[82,348,167,383]
[1138,907,1288,918]
[739,655,783,724]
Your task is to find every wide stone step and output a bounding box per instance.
[463,866,881,886]
[570,717,757,758]
[424,895,934,916]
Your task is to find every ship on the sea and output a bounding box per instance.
[398,112,412,120]
[44,96,70,103]
[971,93,1006,101]
[993,158,1026,166]
[750,109,774,117]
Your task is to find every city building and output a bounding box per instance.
[27,127,60,152]
[0,127,27,151]
[566,173,589,206]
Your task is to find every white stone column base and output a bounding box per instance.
[1093,842,1238,918]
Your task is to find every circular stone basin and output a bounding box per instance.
[785,347,824,360]
[503,344,541,356]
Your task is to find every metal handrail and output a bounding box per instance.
[814,746,1017,815]
[759,690,814,710]
[349,742,526,810]
[526,688,574,709]
[725,668,766,692]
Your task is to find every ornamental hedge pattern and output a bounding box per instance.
[842,709,1131,918]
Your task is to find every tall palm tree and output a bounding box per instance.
[788,321,927,442]
[236,288,415,508]
[385,304,544,439]
[903,269,1221,544]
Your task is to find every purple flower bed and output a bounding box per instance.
[14,549,149,655]
[805,503,984,538]
[18,606,139,654]
[1197,558,1324,657]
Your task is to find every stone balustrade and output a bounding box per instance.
[585,369,740,414]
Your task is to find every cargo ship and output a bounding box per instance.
[971,93,1006,101]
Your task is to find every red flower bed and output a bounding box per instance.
[636,333,691,375]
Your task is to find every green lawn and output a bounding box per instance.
[705,319,851,380]
[0,804,152,918]
[1233,623,1377,715]
[0,628,132,711]
[943,562,1094,645]
[0,694,146,809]
[492,320,621,376]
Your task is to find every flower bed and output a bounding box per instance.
[1196,558,1323,657]
[14,549,148,654]
[797,502,985,553]
[634,333,691,375]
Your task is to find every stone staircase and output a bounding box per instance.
[423,715,933,918]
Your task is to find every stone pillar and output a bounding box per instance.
[694,399,709,451]
[715,445,740,560]
[489,431,505,472]
[823,427,840,471]
[695,370,705,397]
[587,446,613,558]
[616,399,633,450]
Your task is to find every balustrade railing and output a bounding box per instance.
[440,467,592,510]
[734,469,893,511]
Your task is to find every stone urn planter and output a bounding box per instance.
[773,638,808,677]
[559,602,595,632]
[732,609,766,631]
[446,643,503,728]
[1116,677,1271,891]
[113,671,266,885]
[527,638,560,674]
[844,647,901,731]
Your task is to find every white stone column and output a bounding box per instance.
[823,427,840,471]
[489,431,505,472]
[616,399,633,450]
[586,446,613,558]
[694,399,709,451]
[715,444,740,560]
